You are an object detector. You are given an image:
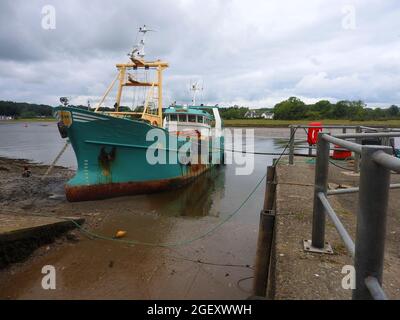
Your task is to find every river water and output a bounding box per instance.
[0,121,306,299]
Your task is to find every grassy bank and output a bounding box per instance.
[223,119,400,127]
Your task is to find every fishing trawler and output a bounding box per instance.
[55,26,224,202]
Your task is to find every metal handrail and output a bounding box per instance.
[372,150,400,173]
[322,135,362,153]
[327,183,400,195]
[334,132,400,139]
[289,125,361,129]
[308,130,400,300]
[288,126,400,174]
[365,277,388,300]
[317,192,355,256]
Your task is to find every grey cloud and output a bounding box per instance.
[0,0,399,108]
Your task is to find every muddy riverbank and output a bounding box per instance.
[0,156,263,299]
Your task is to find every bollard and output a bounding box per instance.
[310,133,330,249]
[289,126,295,165]
[353,145,392,300]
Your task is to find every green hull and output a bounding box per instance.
[54,107,223,201]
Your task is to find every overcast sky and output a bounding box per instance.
[0,0,399,108]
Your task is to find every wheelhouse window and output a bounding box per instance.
[170,114,177,121]
[179,114,187,122]
[188,115,196,122]
[197,116,204,123]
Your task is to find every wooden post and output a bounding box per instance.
[253,165,276,297]
[263,166,276,211]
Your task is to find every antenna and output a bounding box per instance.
[190,80,203,106]
[128,25,156,61]
[60,97,69,106]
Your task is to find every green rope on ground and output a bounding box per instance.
[62,128,298,247]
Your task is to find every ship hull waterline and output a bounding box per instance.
[66,164,209,202]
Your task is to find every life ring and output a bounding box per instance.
[307,122,322,145]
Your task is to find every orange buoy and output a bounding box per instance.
[114,230,127,239]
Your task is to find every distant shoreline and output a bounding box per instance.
[2,118,56,123]
[223,119,400,128]
[2,117,400,128]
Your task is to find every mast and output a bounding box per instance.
[190,81,203,106]
[94,25,168,127]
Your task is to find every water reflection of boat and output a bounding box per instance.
[168,166,226,217]
[138,166,226,218]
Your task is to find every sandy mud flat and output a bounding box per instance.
[0,156,256,299]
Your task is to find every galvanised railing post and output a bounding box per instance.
[353,145,392,300]
[311,133,330,249]
[354,126,362,173]
[289,126,295,165]
[381,128,390,147]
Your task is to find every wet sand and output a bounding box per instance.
[0,157,260,299]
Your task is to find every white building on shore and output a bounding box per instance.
[261,112,274,119]
[0,115,14,120]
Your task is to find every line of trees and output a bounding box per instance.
[2,98,399,121]
[273,97,400,121]
[219,98,400,120]
[0,101,53,118]
[219,105,249,119]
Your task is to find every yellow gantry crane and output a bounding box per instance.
[94,25,168,127]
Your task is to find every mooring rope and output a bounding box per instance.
[47,127,299,248]
[41,140,70,180]
[328,159,354,171]
[32,128,298,248]
[63,171,267,247]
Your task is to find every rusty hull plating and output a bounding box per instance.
[65,164,210,202]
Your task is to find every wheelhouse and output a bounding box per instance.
[163,105,215,137]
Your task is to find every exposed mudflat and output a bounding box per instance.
[0,157,260,299]
[0,157,73,213]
